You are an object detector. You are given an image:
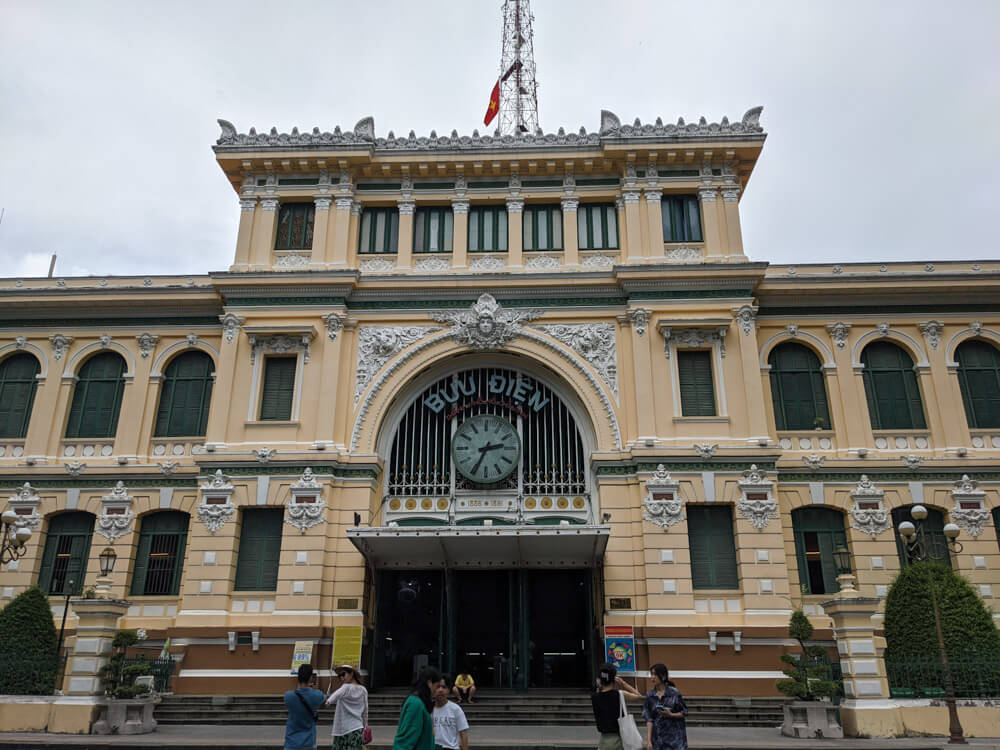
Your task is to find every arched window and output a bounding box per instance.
[154,352,214,437]
[861,342,926,430]
[768,343,831,430]
[65,352,126,439]
[130,511,189,596]
[37,512,95,595]
[892,505,951,568]
[955,340,1000,429]
[792,508,848,595]
[0,353,40,438]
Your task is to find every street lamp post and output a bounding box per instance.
[897,504,965,745]
[1,509,32,565]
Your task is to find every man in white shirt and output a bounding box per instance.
[432,675,469,750]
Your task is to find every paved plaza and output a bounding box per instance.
[1,724,999,750]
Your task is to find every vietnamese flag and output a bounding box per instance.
[484,80,500,126]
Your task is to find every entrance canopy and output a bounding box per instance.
[347,524,610,569]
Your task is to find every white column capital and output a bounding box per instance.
[239,198,257,212]
[506,198,525,213]
[260,197,280,211]
[314,197,332,210]
[451,200,470,214]
[622,191,641,205]
[698,189,718,203]
[397,200,416,215]
[644,189,663,204]
[560,197,579,212]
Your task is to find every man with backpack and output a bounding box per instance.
[284,663,325,750]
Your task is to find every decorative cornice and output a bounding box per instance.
[214,108,764,153]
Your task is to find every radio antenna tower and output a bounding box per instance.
[498,0,539,136]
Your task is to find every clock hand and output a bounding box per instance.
[471,443,504,474]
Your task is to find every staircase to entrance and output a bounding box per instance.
[156,690,785,728]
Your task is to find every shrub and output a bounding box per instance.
[0,587,59,695]
[97,630,151,699]
[776,609,840,700]
[884,561,1000,694]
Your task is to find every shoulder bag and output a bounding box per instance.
[617,689,644,750]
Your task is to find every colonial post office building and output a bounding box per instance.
[2,107,999,696]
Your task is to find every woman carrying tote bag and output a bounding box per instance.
[590,662,645,750]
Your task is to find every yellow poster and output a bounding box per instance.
[331,626,363,670]
[290,640,315,675]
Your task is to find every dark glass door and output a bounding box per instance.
[527,569,590,687]
[373,571,444,686]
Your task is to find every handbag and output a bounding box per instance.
[617,689,644,750]
[294,690,318,723]
[362,726,373,744]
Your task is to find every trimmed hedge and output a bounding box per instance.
[0,587,59,695]
[884,561,1000,695]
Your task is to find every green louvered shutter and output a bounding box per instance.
[130,531,153,596]
[66,353,126,438]
[37,533,59,595]
[64,534,89,595]
[862,343,926,430]
[678,350,716,416]
[687,505,738,589]
[234,508,283,591]
[259,357,296,421]
[155,352,214,436]
[0,353,40,438]
[956,341,1000,429]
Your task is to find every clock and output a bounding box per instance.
[451,413,521,484]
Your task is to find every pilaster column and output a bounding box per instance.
[396,200,415,269]
[113,349,152,459]
[64,598,129,695]
[346,201,362,267]
[721,188,745,258]
[451,200,469,268]
[622,190,642,262]
[506,198,524,268]
[644,189,665,257]
[310,196,332,268]
[331,198,353,266]
[204,313,244,448]
[822,594,898,737]
[561,198,580,265]
[698,189,725,259]
[250,197,280,269]
[232,198,257,271]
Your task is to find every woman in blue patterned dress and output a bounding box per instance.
[642,663,688,750]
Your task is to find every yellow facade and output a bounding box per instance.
[1,107,998,697]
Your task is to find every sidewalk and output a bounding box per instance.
[1,725,999,750]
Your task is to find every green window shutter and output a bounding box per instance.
[0,353,41,438]
[155,352,214,437]
[578,204,618,250]
[37,533,59,595]
[994,508,1000,553]
[275,203,316,251]
[791,508,848,595]
[661,196,703,243]
[678,350,716,416]
[65,534,90,595]
[65,353,126,439]
[259,357,296,421]
[414,207,454,253]
[358,207,399,254]
[956,341,1000,429]
[234,508,283,591]
[862,343,926,430]
[687,505,738,589]
[768,344,830,430]
[130,531,153,596]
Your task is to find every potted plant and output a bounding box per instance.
[92,629,160,735]
[777,610,843,738]
[812,417,826,431]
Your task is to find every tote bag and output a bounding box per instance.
[617,690,644,750]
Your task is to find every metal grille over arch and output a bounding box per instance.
[384,365,589,521]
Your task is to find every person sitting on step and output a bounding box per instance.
[452,669,476,704]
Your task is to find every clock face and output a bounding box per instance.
[452,413,521,484]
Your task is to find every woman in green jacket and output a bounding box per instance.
[393,666,444,750]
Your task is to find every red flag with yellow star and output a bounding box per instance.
[484,80,500,126]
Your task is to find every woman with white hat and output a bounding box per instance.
[325,664,369,749]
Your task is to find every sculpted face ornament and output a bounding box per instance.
[433,293,541,350]
[642,465,684,529]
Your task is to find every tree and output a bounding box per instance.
[97,629,151,699]
[776,609,839,700]
[0,587,59,694]
[884,561,1000,695]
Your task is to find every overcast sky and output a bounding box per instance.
[1,0,998,279]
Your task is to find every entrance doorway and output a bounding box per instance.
[372,568,594,689]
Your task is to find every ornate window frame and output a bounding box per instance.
[657,318,729,419]
[244,326,316,422]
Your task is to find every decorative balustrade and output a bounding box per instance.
[777,431,837,452]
